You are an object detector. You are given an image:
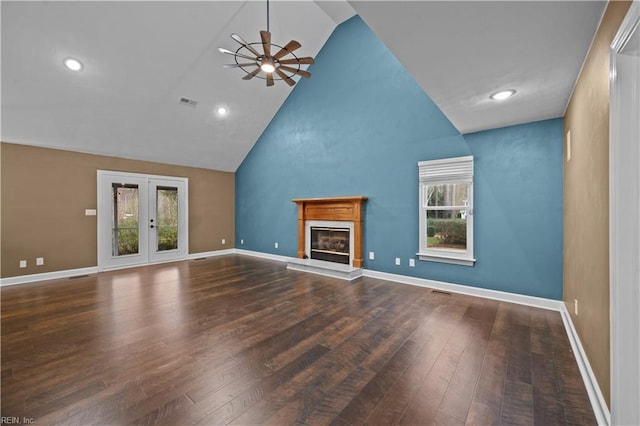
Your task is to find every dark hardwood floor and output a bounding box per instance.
[1,255,595,425]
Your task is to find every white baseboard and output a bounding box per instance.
[234,248,292,263]
[188,249,235,259]
[0,249,236,286]
[362,269,565,312]
[0,266,99,287]
[231,250,564,311]
[0,249,565,314]
[560,307,610,426]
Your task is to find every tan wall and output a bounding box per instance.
[563,0,631,407]
[1,142,235,278]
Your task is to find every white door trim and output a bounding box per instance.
[97,170,189,271]
[609,2,640,424]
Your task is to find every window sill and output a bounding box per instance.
[417,252,476,266]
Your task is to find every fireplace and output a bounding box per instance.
[310,226,350,265]
[292,196,367,268]
[289,197,367,280]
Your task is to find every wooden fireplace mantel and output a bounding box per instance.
[292,196,368,268]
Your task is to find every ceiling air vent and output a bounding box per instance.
[179,97,198,107]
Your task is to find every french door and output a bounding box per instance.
[98,171,188,270]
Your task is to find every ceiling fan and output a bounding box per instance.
[218,0,315,87]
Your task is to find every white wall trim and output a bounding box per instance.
[231,250,565,311]
[560,306,610,426]
[234,248,292,263]
[0,266,99,287]
[188,249,235,259]
[418,252,476,266]
[362,269,564,311]
[0,250,572,314]
[0,251,572,317]
[609,2,640,425]
[0,249,236,286]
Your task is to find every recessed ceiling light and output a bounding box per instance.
[63,57,83,71]
[216,106,228,116]
[490,89,516,101]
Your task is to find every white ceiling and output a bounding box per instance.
[350,1,607,134]
[1,1,606,172]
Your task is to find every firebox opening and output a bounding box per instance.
[310,227,350,265]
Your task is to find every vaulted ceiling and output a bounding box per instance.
[1,1,606,172]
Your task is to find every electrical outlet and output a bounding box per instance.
[19,260,27,268]
[240,239,244,245]
[395,257,401,266]
[221,239,226,245]
[409,259,415,267]
[369,251,375,260]
[274,242,278,249]
[574,299,579,316]
[36,257,44,266]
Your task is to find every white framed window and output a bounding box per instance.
[418,156,475,266]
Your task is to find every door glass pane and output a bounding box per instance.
[156,187,178,251]
[426,209,467,251]
[111,183,139,256]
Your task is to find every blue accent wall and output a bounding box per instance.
[235,16,563,300]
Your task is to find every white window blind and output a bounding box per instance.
[418,156,473,184]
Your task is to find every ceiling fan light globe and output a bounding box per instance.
[260,63,275,73]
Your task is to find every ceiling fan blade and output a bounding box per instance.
[279,65,311,79]
[218,47,257,62]
[279,57,314,65]
[266,73,274,87]
[260,30,271,58]
[274,68,296,87]
[230,33,262,57]
[273,40,301,60]
[224,63,257,68]
[242,67,261,80]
